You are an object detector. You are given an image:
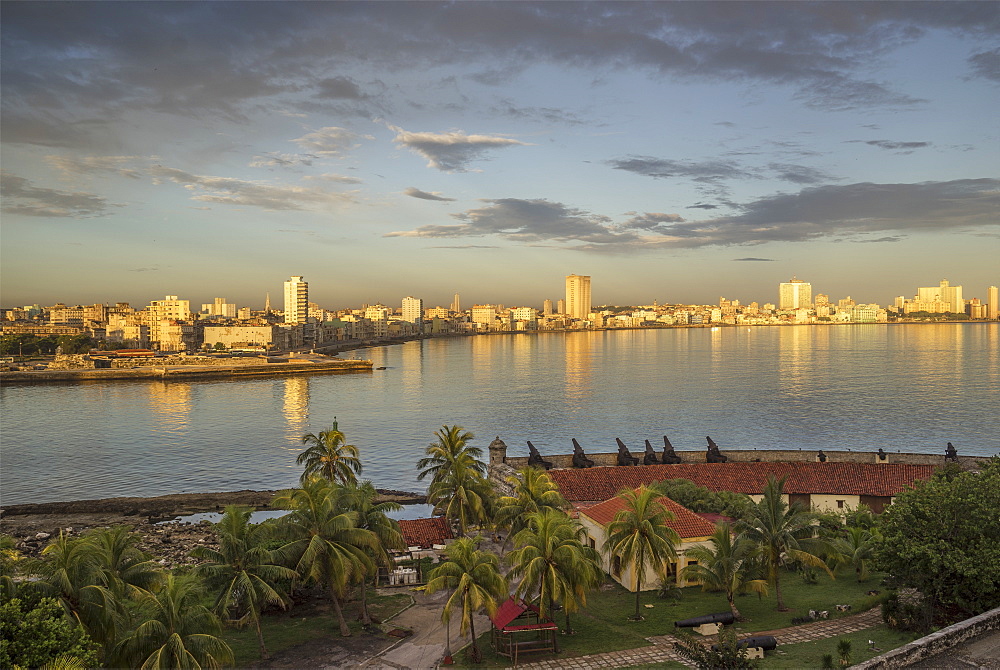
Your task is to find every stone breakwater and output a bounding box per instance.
[0,355,373,383]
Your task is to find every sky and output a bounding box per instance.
[1,1,998,311]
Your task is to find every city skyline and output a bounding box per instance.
[2,2,998,308]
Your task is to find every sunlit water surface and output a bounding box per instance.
[2,324,997,505]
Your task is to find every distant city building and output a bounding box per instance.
[778,277,812,310]
[283,276,308,324]
[471,305,497,328]
[917,279,963,313]
[450,293,461,313]
[402,296,424,327]
[566,274,592,320]
[557,299,566,314]
[989,286,999,320]
[542,299,553,315]
[202,297,236,318]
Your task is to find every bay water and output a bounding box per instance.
[2,323,997,506]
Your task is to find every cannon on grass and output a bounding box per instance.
[712,635,777,652]
[526,441,553,470]
[615,438,639,466]
[675,612,735,628]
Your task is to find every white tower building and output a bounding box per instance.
[566,274,592,320]
[283,276,308,324]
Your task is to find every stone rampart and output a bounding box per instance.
[850,605,1000,670]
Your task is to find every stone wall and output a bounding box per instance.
[488,441,991,470]
[49,353,279,370]
[850,605,1000,669]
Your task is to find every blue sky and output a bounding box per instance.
[2,1,998,310]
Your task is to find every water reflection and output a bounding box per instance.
[564,332,594,405]
[147,382,191,435]
[282,376,310,447]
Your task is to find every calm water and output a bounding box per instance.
[2,324,998,506]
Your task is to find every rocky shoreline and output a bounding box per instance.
[0,488,426,568]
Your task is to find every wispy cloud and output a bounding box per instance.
[290,127,371,156]
[734,257,777,261]
[1,171,118,217]
[403,187,455,202]
[387,124,531,172]
[850,139,932,152]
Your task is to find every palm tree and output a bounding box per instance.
[495,468,568,542]
[416,425,485,484]
[736,475,833,611]
[425,537,508,663]
[832,526,878,582]
[272,478,378,636]
[192,506,298,660]
[427,464,494,537]
[507,510,602,637]
[679,522,769,620]
[115,573,233,670]
[339,480,406,626]
[296,419,362,485]
[603,485,681,621]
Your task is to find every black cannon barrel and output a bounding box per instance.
[712,635,778,652]
[674,612,735,628]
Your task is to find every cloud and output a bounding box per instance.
[403,187,455,202]
[854,140,932,152]
[126,266,160,272]
[426,244,501,249]
[313,76,368,100]
[290,127,370,156]
[687,203,720,210]
[249,153,315,168]
[609,156,751,181]
[386,179,999,251]
[147,165,357,211]
[305,173,363,184]
[387,124,531,172]
[767,163,836,184]
[491,100,589,125]
[733,257,777,261]
[968,48,1000,82]
[0,171,117,217]
[45,155,145,179]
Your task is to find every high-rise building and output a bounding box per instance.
[988,286,999,320]
[542,299,553,315]
[402,296,424,326]
[283,276,308,324]
[566,274,592,320]
[557,299,566,314]
[916,279,963,313]
[778,277,812,310]
[450,293,461,313]
[202,297,236,318]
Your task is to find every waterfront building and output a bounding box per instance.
[988,286,999,320]
[364,304,390,337]
[557,299,566,315]
[566,274,592,320]
[471,304,497,330]
[917,279,963,313]
[778,276,812,309]
[542,299,553,316]
[283,276,308,324]
[401,296,424,328]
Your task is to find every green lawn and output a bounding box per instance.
[761,625,921,668]
[222,590,411,667]
[454,567,889,668]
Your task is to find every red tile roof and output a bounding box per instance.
[550,462,937,502]
[397,517,453,548]
[580,493,717,539]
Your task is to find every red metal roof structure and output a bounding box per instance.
[549,462,936,502]
[578,493,717,538]
[491,598,556,631]
[397,517,453,548]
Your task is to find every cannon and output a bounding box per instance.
[643,440,660,465]
[674,612,735,628]
[877,447,887,461]
[526,441,553,470]
[817,449,827,463]
[945,442,958,462]
[706,436,728,463]
[661,436,682,464]
[571,439,595,468]
[615,438,639,466]
[713,635,778,652]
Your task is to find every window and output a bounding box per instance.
[837,500,845,509]
[588,536,596,549]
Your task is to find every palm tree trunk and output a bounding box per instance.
[775,571,787,611]
[469,608,481,663]
[359,581,372,625]
[254,612,269,660]
[727,593,743,621]
[564,609,573,635]
[330,583,351,636]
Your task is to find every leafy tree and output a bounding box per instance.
[427,463,494,537]
[191,506,297,660]
[680,522,768,620]
[296,420,363,485]
[873,458,1000,623]
[0,597,100,669]
[603,485,680,621]
[114,574,233,670]
[831,526,878,582]
[426,537,508,663]
[213,342,226,351]
[495,468,568,541]
[272,478,378,636]
[653,479,752,519]
[416,425,485,484]
[836,638,852,666]
[338,481,406,626]
[735,475,832,611]
[507,510,602,637]
[1,535,22,599]
[673,625,760,669]
[55,335,94,355]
